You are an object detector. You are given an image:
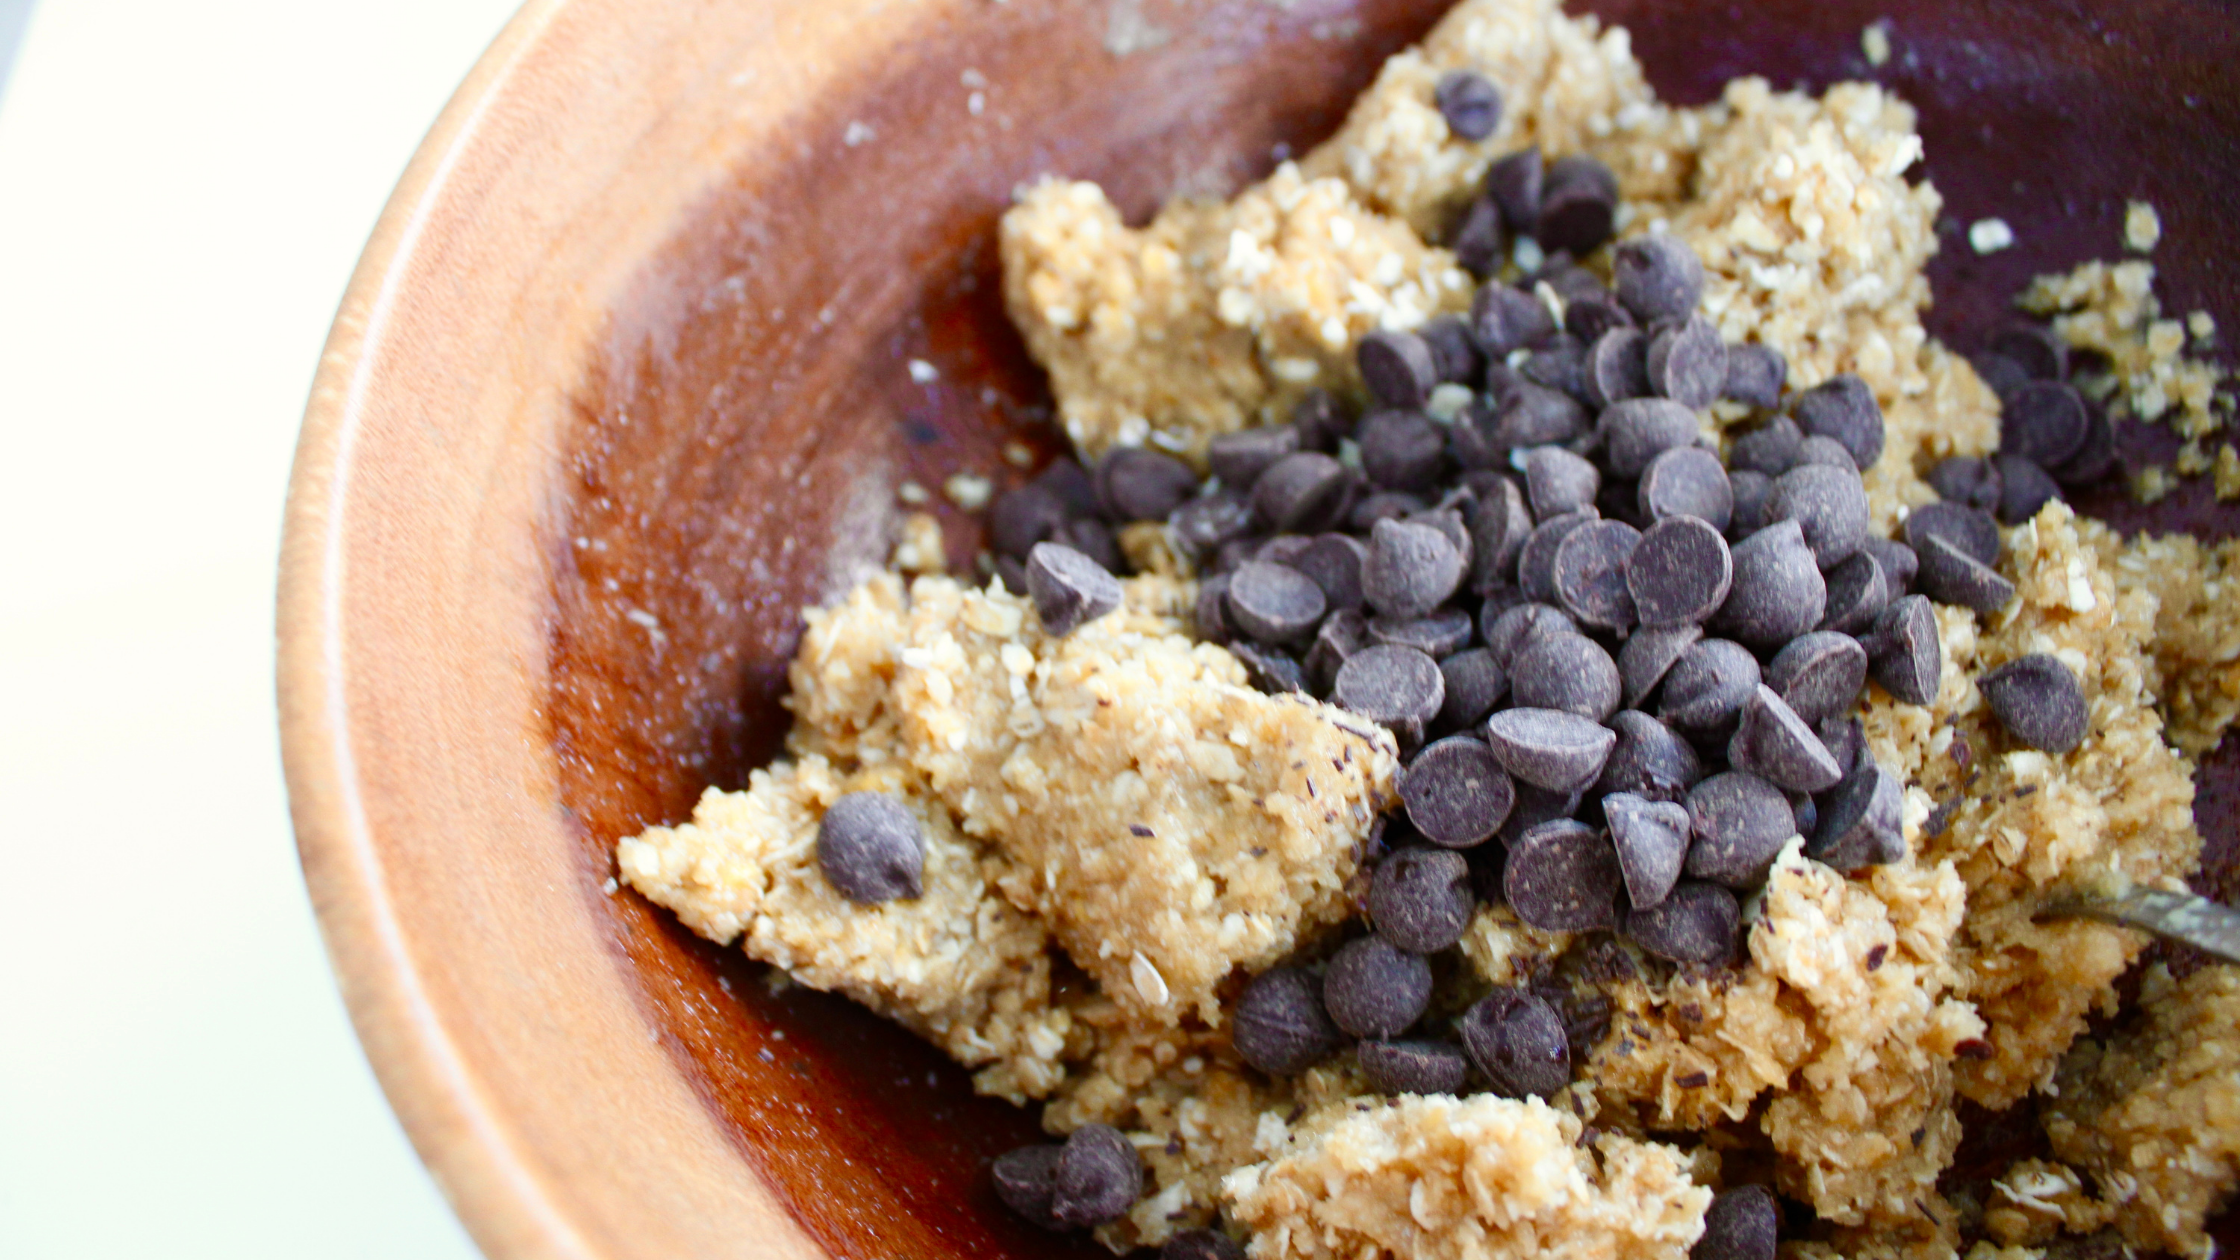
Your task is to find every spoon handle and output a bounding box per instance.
[2052,888,2240,966]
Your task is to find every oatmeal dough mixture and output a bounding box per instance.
[622,0,2240,1256]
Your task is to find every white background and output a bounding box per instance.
[0,2,523,1256]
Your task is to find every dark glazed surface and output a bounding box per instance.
[546,0,2238,1255]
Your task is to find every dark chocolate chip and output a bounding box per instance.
[1565,293,1637,345]
[1370,844,1480,948]
[1351,491,1427,532]
[817,792,926,903]
[1979,653,2088,753]
[1439,647,1509,730]
[1618,624,1703,710]
[1517,509,1597,603]
[1292,388,1350,450]
[1484,147,1543,236]
[1306,607,1369,693]
[991,483,1073,560]
[1370,607,1475,658]
[1795,435,1857,471]
[2002,379,2091,468]
[1993,452,2061,525]
[1209,425,1303,489]
[994,554,1031,598]
[2047,400,2116,486]
[1552,519,1644,630]
[1484,706,1618,792]
[1256,534,1315,566]
[1595,709,1704,803]
[1627,516,1733,628]
[1168,491,1257,566]
[1524,445,1603,520]
[1470,284,1557,356]
[1606,791,1691,908]
[1626,881,1740,965]
[1489,380,1593,448]
[1032,457,1101,517]
[1483,600,1577,666]
[1599,397,1701,478]
[1421,314,1486,384]
[1693,1185,1780,1260]
[1434,69,1504,140]
[1052,1124,1142,1227]
[1685,771,1797,887]
[1358,409,1449,493]
[1904,500,2000,566]
[1543,262,1607,305]
[1638,445,1734,532]
[1459,988,1573,1098]
[1163,1231,1248,1260]
[1522,335,1590,401]
[1764,631,1869,727]
[1509,632,1622,721]
[1357,1039,1472,1095]
[1859,536,1918,594]
[1194,573,1233,643]
[1791,373,1885,470]
[1989,323,2068,381]
[1790,791,1818,839]
[1226,560,1328,643]
[1818,715,1866,777]
[1927,455,2002,512]
[1722,342,1788,408]
[1646,315,1727,409]
[1809,754,1905,870]
[1817,550,1889,635]
[1334,644,1447,745]
[1728,415,1803,477]
[1586,326,1651,409]
[1231,967,1343,1075]
[1323,936,1434,1038]
[1504,819,1622,931]
[1496,781,1585,846]
[1359,331,1442,410]
[1659,638,1761,730]
[1712,519,1827,647]
[1613,233,1706,323]
[1972,351,2032,400]
[1252,452,1352,533]
[1362,517,1467,619]
[1096,448,1198,522]
[992,1145,1065,1229]
[1865,593,1941,705]
[1537,154,1619,255]
[1764,464,1869,569]
[1915,534,2017,613]
[1289,533,1369,614]
[1463,474,1535,589]
[1448,195,1507,279]
[1231,641,1307,694]
[1727,685,1844,793]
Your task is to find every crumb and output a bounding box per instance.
[2124,200,2161,253]
[1971,218,2017,254]
[892,512,946,574]
[2216,445,2240,500]
[908,358,941,383]
[897,480,931,505]
[843,120,875,147]
[1863,20,1893,66]
[1003,440,1037,468]
[943,472,994,509]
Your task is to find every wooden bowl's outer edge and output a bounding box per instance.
[276,0,838,1255]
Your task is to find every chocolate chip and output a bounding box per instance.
[1646,315,1727,409]
[1434,69,1504,140]
[1231,641,1307,694]
[1599,397,1701,478]
[1722,342,1788,408]
[1350,491,1426,533]
[1795,435,1857,471]
[1232,967,1343,1075]
[1605,791,1691,908]
[816,792,926,903]
[1484,707,1618,793]
[1565,292,1637,345]
[1585,326,1651,409]
[1927,456,2002,512]
[2004,377,2095,466]
[1323,936,1433,1037]
[1095,448,1197,522]
[1994,452,2060,525]
[992,1145,1064,1228]
[1400,731,1517,849]
[1226,560,1327,643]
[1729,415,1802,478]
[1626,881,1740,965]
[1990,322,2069,382]
[1292,388,1351,450]
[1537,154,1619,255]
[1524,446,1603,520]
[1659,638,1761,730]
[991,483,1073,560]
[1163,1231,1248,1260]
[1484,147,1543,235]
[1916,534,2016,613]
[1358,410,1448,493]
[1521,335,1589,402]
[1543,260,1606,305]
[1638,445,1734,532]
[1816,550,1889,636]
[1359,331,1442,410]
[1618,624,1703,710]
[1764,632,1868,727]
[1252,452,1352,533]
[1611,234,1705,323]
[1790,791,1818,839]
[1509,632,1621,721]
[1791,374,1885,470]
[1439,647,1509,730]
[1306,607,1369,692]
[1334,644,1447,745]
[1809,754,1904,870]
[1904,500,2000,566]
[1553,519,1644,630]
[1209,425,1303,489]
[2048,401,2116,486]
[1370,607,1475,658]
[1194,573,1233,643]
[1460,988,1573,1098]
[1470,283,1557,356]
[1685,771,1797,887]
[1370,844,1480,947]
[1728,685,1844,793]
[1482,599,1575,663]
[1819,715,1866,777]
[1463,474,1535,589]
[1859,536,1918,594]
[1286,533,1367,614]
[1505,819,1622,930]
[1448,195,1507,278]
[1257,534,1315,567]
[1357,1039,1471,1095]
[1361,518,1466,620]
[1973,351,2032,400]
[1421,314,1485,384]
[1865,593,1942,705]
[1979,653,2088,753]
[1693,1185,1780,1260]
[1051,1123,1142,1227]
[1764,464,1869,569]
[1496,782,1584,846]
[1489,380,1594,448]
[1164,493,1250,569]
[1711,521,1825,647]
[1627,516,1733,628]
[1595,709,1704,804]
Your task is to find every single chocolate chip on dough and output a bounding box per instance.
[1509,632,1621,721]
[1613,233,1706,323]
[1685,771,1797,887]
[1434,68,1504,140]
[1595,708,1703,802]
[1470,283,1557,355]
[1231,967,1343,1075]
[817,792,926,904]
[1904,500,2001,566]
[1713,519,1827,648]
[1096,448,1198,522]
[1362,517,1467,619]
[1357,1039,1471,1095]
[1438,647,1508,729]
[1586,326,1650,409]
[1358,409,1448,493]
[1027,542,1124,637]
[1369,608,1475,658]
[1483,600,1577,666]
[1790,373,1885,470]
[1370,845,1479,950]
[1334,644,1447,745]
[1505,819,1624,931]
[1626,881,1741,965]
[1727,685,1844,793]
[1484,706,1618,793]
[1638,445,1734,531]
[1816,550,1889,636]
[1209,425,1303,489]
[1358,330,1442,410]
[1728,415,1803,478]
[1537,154,1620,254]
[1764,631,1869,727]
[2001,379,2090,467]
[1599,397,1701,479]
[1399,738,1516,851]
[1226,560,1327,643]
[1993,451,2061,525]
[1809,753,1905,870]
[1659,637,1762,730]
[1230,641,1306,694]
[1252,452,1351,534]
[1552,519,1644,630]
[1163,1231,1248,1260]
[1864,593,1942,705]
[1693,1185,1781,1260]
[1460,989,1573,1099]
[1627,515,1733,627]
[1979,653,2089,753]
[1646,315,1728,409]
[1323,936,1434,1038]
[992,1145,1065,1229]
[1524,445,1603,520]
[1605,791,1691,908]
[1915,534,2017,613]
[1927,455,2002,513]
[1722,342,1788,409]
[1052,1123,1142,1227]
[1484,147,1543,235]
[1617,623,1702,710]
[1764,463,1869,568]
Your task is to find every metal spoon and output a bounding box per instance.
[2042,887,2240,966]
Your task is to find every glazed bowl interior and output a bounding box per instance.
[280,0,2240,1257]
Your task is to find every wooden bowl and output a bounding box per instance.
[278,0,2240,1256]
